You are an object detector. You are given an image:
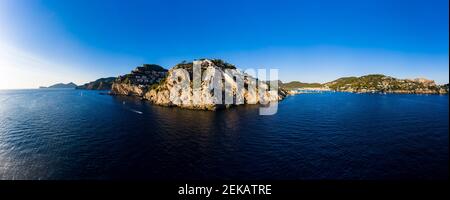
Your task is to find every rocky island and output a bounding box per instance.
[76,60,448,111]
[110,59,287,110]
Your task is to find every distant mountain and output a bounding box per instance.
[281,81,323,90]
[324,74,448,94]
[40,82,77,89]
[76,77,116,90]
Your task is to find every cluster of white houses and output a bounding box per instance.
[117,64,168,86]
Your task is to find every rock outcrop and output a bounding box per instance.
[111,59,287,110]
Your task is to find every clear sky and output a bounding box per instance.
[0,0,448,89]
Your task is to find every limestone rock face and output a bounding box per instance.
[413,78,436,87]
[143,86,172,106]
[141,60,285,110]
[111,83,145,96]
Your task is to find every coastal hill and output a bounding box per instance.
[110,59,287,110]
[39,82,77,89]
[324,74,448,94]
[281,81,323,90]
[110,64,168,96]
[76,77,116,90]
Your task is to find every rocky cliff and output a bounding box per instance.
[111,59,287,110]
[325,74,448,94]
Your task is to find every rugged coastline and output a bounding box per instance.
[323,74,449,94]
[74,60,449,111]
[281,75,449,95]
[110,59,287,110]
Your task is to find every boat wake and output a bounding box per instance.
[130,109,143,114]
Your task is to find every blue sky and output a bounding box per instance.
[0,0,448,89]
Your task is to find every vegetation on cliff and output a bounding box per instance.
[174,59,236,70]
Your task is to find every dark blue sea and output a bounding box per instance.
[0,89,448,180]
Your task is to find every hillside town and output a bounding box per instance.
[116,64,168,87]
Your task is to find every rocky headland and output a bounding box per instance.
[76,61,448,111]
[110,59,287,110]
